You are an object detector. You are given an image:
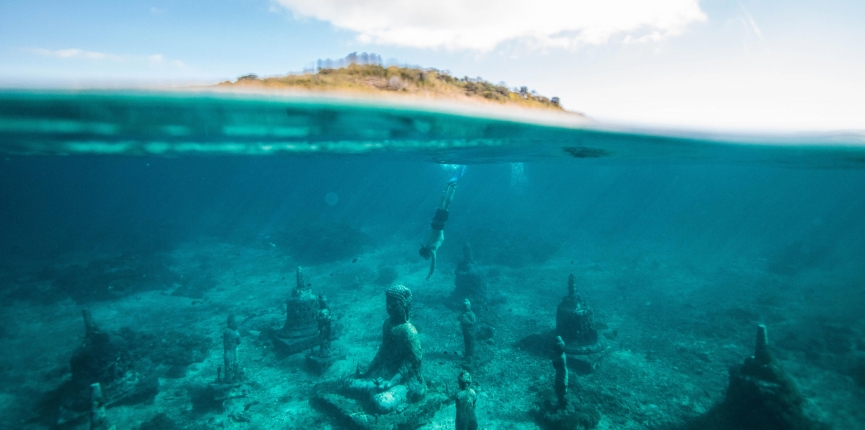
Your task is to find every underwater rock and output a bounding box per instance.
[455,371,478,430]
[34,254,181,303]
[375,265,399,286]
[276,220,372,265]
[272,267,321,356]
[686,325,829,430]
[306,295,346,373]
[313,284,446,429]
[453,243,488,306]
[555,274,607,373]
[136,413,178,430]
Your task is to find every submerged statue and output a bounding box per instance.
[59,310,157,423]
[455,371,478,430]
[222,314,241,383]
[454,243,487,306]
[685,325,829,430]
[536,335,601,430]
[459,299,476,362]
[314,284,446,429]
[348,284,425,412]
[555,274,606,374]
[306,295,345,373]
[273,267,320,355]
[89,383,115,430]
[553,336,568,409]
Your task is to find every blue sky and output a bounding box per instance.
[1,0,863,131]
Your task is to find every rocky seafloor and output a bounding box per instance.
[0,234,863,430]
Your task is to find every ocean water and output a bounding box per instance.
[0,91,864,430]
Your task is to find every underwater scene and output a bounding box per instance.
[1,91,864,430]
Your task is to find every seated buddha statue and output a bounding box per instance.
[347,284,425,413]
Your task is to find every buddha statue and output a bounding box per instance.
[347,284,425,413]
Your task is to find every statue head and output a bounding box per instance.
[318,295,329,310]
[462,242,473,261]
[227,313,238,330]
[385,284,413,323]
[458,370,472,389]
[555,336,566,353]
[295,266,306,291]
[463,298,472,312]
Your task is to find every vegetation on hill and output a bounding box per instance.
[218,63,564,110]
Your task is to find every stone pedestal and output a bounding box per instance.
[555,274,606,373]
[314,382,446,430]
[272,267,320,355]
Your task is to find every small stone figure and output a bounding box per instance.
[553,336,568,409]
[348,285,425,412]
[686,325,828,430]
[317,296,333,355]
[222,314,241,383]
[459,299,476,362]
[536,335,601,429]
[455,371,478,430]
[306,295,345,373]
[273,267,321,355]
[89,383,115,430]
[453,243,487,306]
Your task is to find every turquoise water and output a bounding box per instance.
[0,91,864,430]
[1,90,864,165]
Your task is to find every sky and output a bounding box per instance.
[1,0,863,132]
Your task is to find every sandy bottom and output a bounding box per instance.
[0,236,863,430]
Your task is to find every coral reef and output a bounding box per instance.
[31,254,182,303]
[375,265,399,287]
[276,220,372,265]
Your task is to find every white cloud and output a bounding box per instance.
[29,48,122,60]
[26,48,188,70]
[274,0,706,51]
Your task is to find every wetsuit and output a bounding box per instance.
[430,208,449,231]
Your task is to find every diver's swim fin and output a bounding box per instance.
[448,165,467,184]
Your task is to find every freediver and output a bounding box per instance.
[419,166,466,279]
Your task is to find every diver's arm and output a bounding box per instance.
[427,251,436,279]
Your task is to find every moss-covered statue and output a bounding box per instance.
[348,284,425,412]
[315,284,446,429]
[455,370,479,430]
[684,325,829,430]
